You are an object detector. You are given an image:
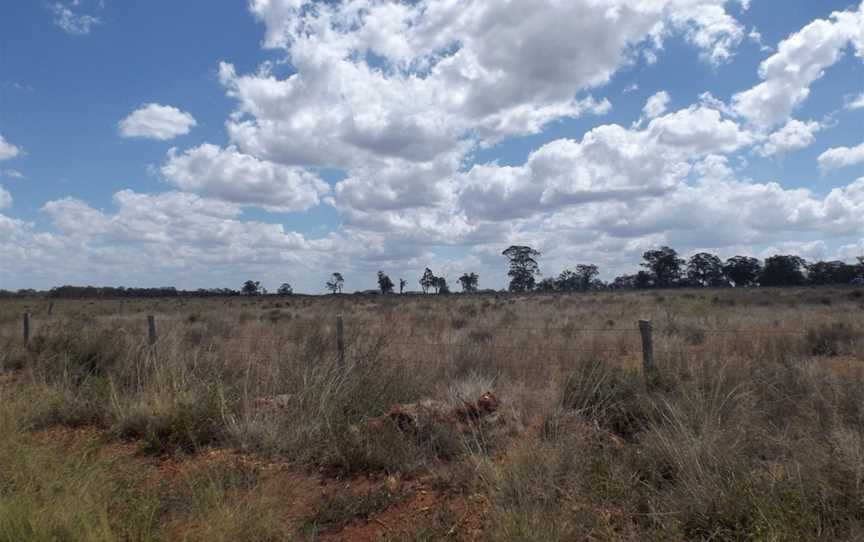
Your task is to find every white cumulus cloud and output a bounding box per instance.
[758,119,822,157]
[847,93,864,109]
[0,135,21,161]
[643,91,671,119]
[227,0,747,170]
[459,105,754,222]
[0,189,341,290]
[119,103,197,141]
[732,3,864,127]
[819,142,864,171]
[0,185,11,209]
[217,0,750,226]
[161,144,330,212]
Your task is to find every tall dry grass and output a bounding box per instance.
[1,287,863,539]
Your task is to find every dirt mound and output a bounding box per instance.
[384,392,501,436]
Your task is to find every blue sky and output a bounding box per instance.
[1,0,863,293]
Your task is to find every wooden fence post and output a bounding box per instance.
[147,315,157,346]
[23,313,30,346]
[336,314,345,365]
[639,320,655,385]
[48,302,54,315]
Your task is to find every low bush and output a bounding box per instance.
[227,332,448,474]
[559,357,649,440]
[805,322,860,356]
[25,378,111,430]
[28,325,132,384]
[118,387,228,455]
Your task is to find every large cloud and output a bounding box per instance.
[161,144,330,212]
[8,188,450,291]
[225,0,747,169]
[732,2,864,127]
[585,163,861,243]
[333,153,462,214]
[205,0,754,224]
[6,162,864,291]
[19,190,341,288]
[471,156,864,276]
[0,215,64,284]
[459,104,754,221]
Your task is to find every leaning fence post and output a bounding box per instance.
[336,314,345,365]
[23,313,31,346]
[147,315,157,346]
[639,320,655,385]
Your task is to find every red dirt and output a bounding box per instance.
[319,483,489,542]
[17,393,514,541]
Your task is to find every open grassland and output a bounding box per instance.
[1,288,864,541]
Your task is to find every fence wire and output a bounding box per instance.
[5,312,812,370]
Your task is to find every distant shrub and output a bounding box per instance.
[681,324,706,346]
[264,309,287,323]
[184,327,207,346]
[238,311,255,324]
[451,317,468,330]
[467,329,493,344]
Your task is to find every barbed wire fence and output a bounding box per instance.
[13,311,811,386]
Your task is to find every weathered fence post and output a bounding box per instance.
[147,315,157,346]
[48,302,54,315]
[23,313,31,346]
[639,320,655,385]
[336,314,345,365]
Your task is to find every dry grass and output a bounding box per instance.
[1,287,863,540]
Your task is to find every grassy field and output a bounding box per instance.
[1,288,864,541]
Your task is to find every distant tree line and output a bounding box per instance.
[502,245,864,292]
[317,268,483,296]
[41,286,242,299]
[2,246,862,300]
[3,283,294,299]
